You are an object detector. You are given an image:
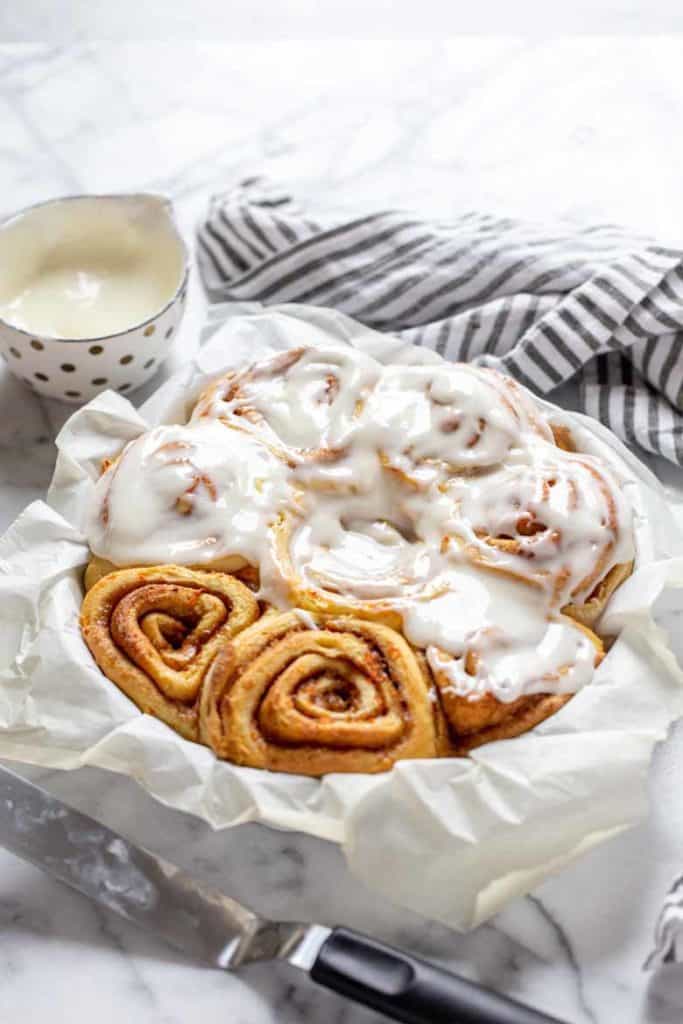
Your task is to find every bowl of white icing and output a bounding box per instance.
[0,193,189,402]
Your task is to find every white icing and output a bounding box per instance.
[0,195,184,339]
[85,342,636,704]
[293,608,319,630]
[191,345,380,458]
[284,512,439,602]
[447,443,635,603]
[426,620,596,703]
[86,419,290,567]
[364,362,552,476]
[0,260,171,339]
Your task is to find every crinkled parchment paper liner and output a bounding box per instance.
[1,303,683,931]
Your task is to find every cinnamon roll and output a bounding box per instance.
[199,612,438,774]
[562,560,634,628]
[191,344,379,468]
[84,555,121,591]
[85,419,292,572]
[448,443,634,607]
[264,506,439,627]
[80,566,259,740]
[366,362,553,489]
[428,616,604,753]
[83,552,253,592]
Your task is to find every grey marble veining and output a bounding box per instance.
[1,39,683,1024]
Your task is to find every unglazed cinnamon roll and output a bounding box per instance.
[80,566,259,740]
[83,552,254,592]
[80,342,637,770]
[199,611,438,774]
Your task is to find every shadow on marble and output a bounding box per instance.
[645,964,683,1021]
[243,960,387,1024]
[0,868,186,967]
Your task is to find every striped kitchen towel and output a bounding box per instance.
[197,177,683,465]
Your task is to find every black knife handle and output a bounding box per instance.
[310,927,567,1024]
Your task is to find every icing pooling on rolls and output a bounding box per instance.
[86,419,292,568]
[427,621,599,704]
[191,345,380,461]
[446,442,635,606]
[85,341,635,706]
[365,362,553,485]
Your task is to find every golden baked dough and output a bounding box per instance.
[84,555,119,591]
[451,694,574,754]
[84,554,256,592]
[562,560,634,628]
[80,565,259,741]
[199,611,438,774]
[550,422,576,452]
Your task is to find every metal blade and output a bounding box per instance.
[0,765,327,970]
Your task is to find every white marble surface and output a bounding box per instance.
[5,2,683,40]
[2,40,683,1023]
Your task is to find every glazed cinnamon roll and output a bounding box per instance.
[264,507,433,627]
[199,612,438,774]
[191,344,379,470]
[449,443,634,608]
[80,566,259,740]
[367,362,554,489]
[428,616,604,753]
[85,419,291,573]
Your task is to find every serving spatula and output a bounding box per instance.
[0,765,565,1024]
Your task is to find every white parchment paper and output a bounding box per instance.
[2,303,683,931]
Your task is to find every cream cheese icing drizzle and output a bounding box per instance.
[191,345,380,459]
[446,442,634,605]
[85,342,636,704]
[364,362,553,481]
[86,419,291,568]
[426,619,597,704]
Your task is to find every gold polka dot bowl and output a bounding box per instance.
[0,193,189,403]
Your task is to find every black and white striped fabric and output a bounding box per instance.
[197,177,683,465]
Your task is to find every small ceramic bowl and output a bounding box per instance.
[0,193,189,403]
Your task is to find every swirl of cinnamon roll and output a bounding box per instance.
[191,345,380,470]
[448,443,634,607]
[199,611,438,775]
[80,566,260,740]
[428,615,604,753]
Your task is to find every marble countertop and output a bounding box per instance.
[2,40,683,1024]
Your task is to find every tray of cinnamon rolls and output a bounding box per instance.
[79,335,637,777]
[1,304,682,930]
